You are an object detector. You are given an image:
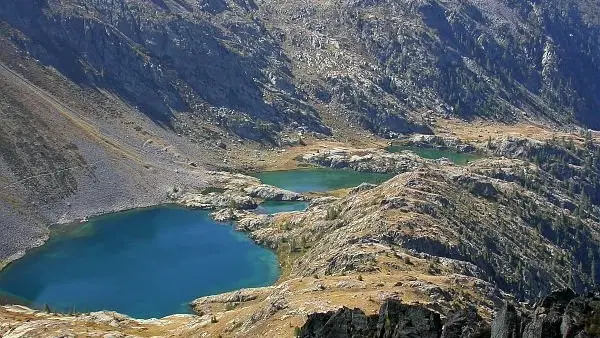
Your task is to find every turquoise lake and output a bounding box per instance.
[0,206,280,319]
[257,200,309,214]
[385,145,480,165]
[253,168,393,193]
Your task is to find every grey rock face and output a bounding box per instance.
[491,303,522,338]
[244,185,304,201]
[441,307,490,338]
[299,291,600,338]
[299,299,441,338]
[376,300,443,338]
[0,0,331,142]
[4,0,599,142]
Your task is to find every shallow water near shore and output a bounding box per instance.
[257,200,309,214]
[253,168,393,193]
[0,205,280,318]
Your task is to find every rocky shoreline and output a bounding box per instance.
[0,170,305,271]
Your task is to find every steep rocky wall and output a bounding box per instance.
[299,290,600,338]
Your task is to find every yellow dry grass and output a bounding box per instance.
[433,118,599,144]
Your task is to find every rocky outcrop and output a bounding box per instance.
[454,175,498,198]
[190,287,274,315]
[300,291,600,338]
[300,307,376,338]
[177,171,307,210]
[491,303,521,338]
[181,192,258,210]
[299,299,443,338]
[441,307,490,338]
[301,148,427,174]
[490,290,600,338]
[244,185,305,201]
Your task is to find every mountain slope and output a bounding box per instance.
[3,0,599,140]
[0,28,220,263]
[258,0,600,131]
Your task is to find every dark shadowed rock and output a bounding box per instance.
[454,176,498,198]
[300,291,600,338]
[521,289,576,338]
[375,300,442,338]
[560,294,600,338]
[299,307,377,338]
[299,299,442,338]
[441,307,491,338]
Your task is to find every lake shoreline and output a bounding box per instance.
[0,160,403,317]
[0,199,174,274]
[0,205,281,318]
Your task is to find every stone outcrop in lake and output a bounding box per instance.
[244,185,305,201]
[301,147,429,174]
[176,171,304,211]
[404,134,477,153]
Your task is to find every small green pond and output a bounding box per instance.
[385,145,480,165]
[257,201,310,214]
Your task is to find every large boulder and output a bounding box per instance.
[491,302,522,338]
[441,307,490,338]
[244,185,304,201]
[300,307,377,338]
[521,289,576,338]
[376,300,443,338]
[560,294,600,338]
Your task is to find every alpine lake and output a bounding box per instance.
[0,146,473,318]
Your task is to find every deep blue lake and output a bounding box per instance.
[0,206,279,319]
